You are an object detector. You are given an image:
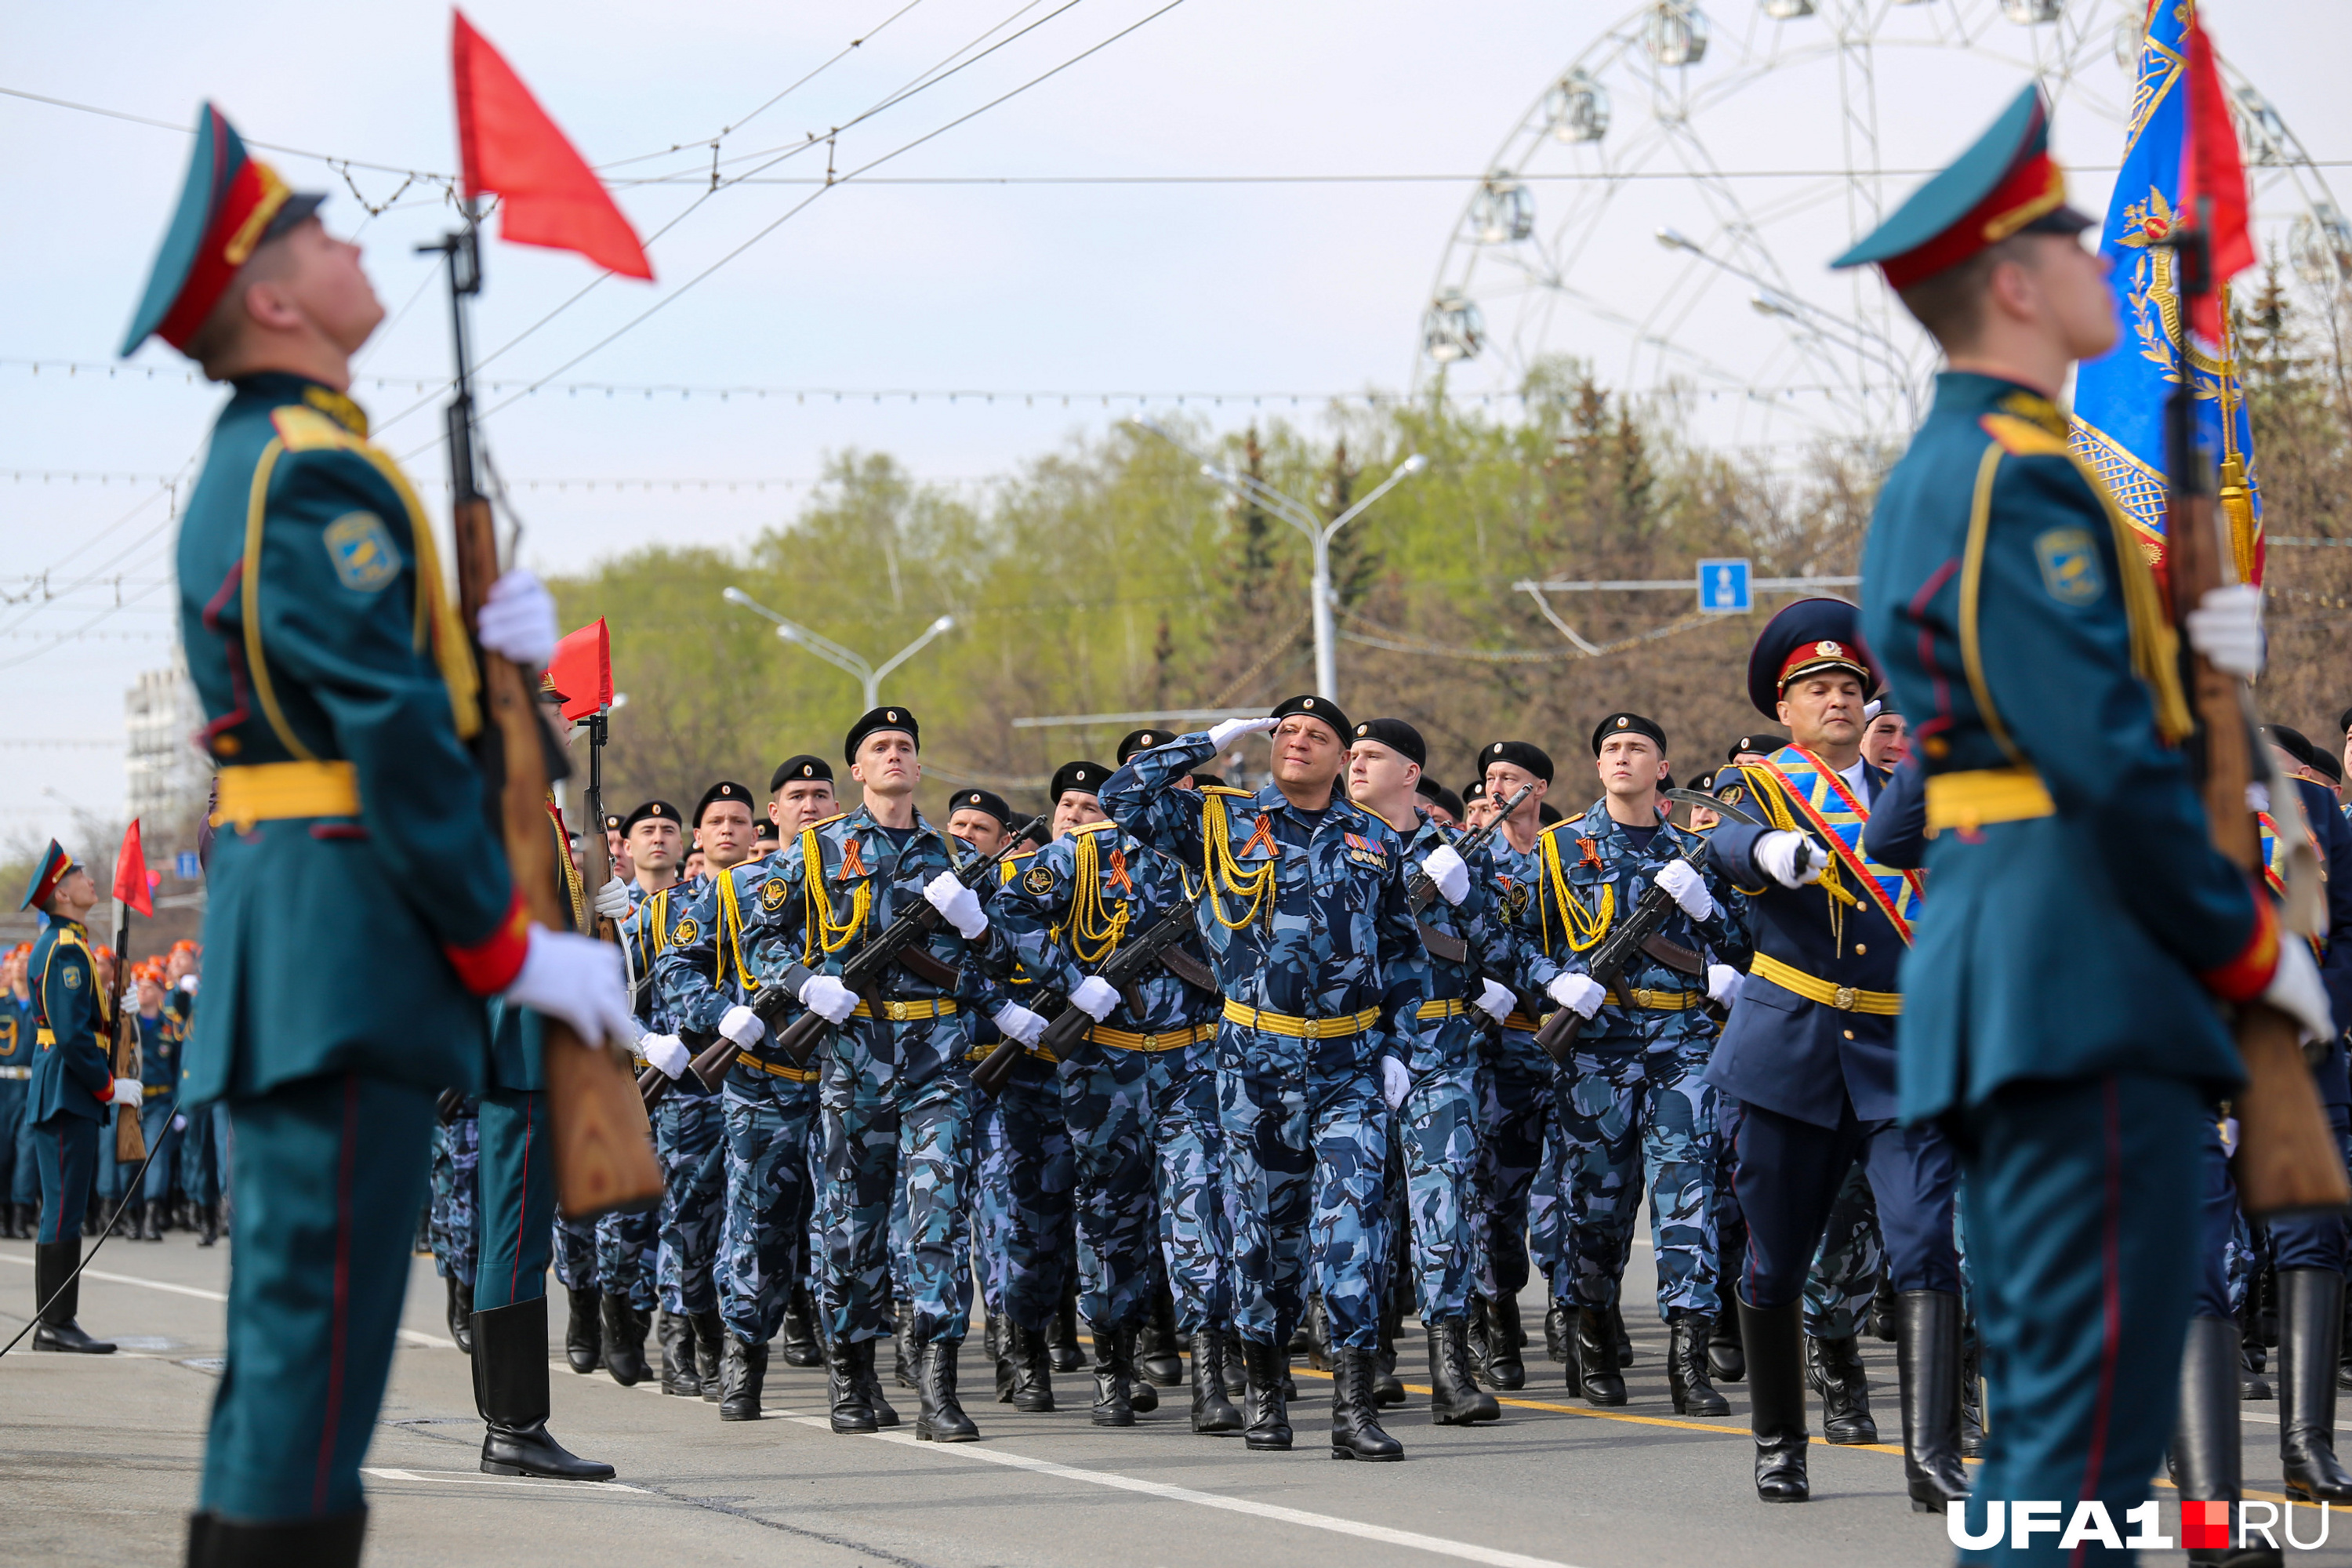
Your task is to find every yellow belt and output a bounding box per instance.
[1502,1011,1543,1033]
[1751,953,1902,1015]
[737,1052,817,1083]
[1606,986,1701,1011]
[965,1040,1059,1065]
[1925,764,2054,835]
[850,997,959,1022]
[1087,1020,1215,1053]
[1416,998,1468,1021]
[143,1083,169,1099]
[1221,1000,1383,1040]
[212,760,361,830]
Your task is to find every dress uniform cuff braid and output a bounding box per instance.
[445,888,532,996]
[2199,888,2281,1004]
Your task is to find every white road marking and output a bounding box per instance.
[362,1467,644,1494]
[0,1250,461,1350]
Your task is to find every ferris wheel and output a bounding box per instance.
[1414,0,2352,450]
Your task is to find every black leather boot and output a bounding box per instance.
[1608,1303,1633,1366]
[1740,1298,1809,1502]
[1668,1315,1730,1416]
[1091,1320,1137,1427]
[1896,1290,1969,1512]
[1220,1324,1248,1399]
[2280,1268,2352,1503]
[720,1335,768,1421]
[827,1337,877,1433]
[442,1275,474,1354]
[600,1295,648,1387]
[1241,1337,1293,1450]
[986,1312,1011,1403]
[129,1200,157,1241]
[184,1508,367,1567]
[780,1284,822,1367]
[197,1199,219,1247]
[1009,1322,1056,1413]
[915,1334,979,1442]
[1573,1306,1625,1406]
[473,1298,616,1480]
[893,1298,916,1389]
[1190,1329,1243,1432]
[860,1334,901,1427]
[1544,1301,1570,1364]
[693,1309,724,1402]
[1050,1281,1084,1373]
[0,1200,19,1240]
[2173,1316,2279,1568]
[1330,1346,1404,1461]
[1709,1293,1747,1384]
[1374,1287,1406,1406]
[1960,1318,1986,1458]
[564,1287,602,1374]
[1304,1294,1334,1372]
[658,1311,701,1396]
[1427,1318,1500,1425]
[31,1240,114,1353]
[1808,1333,1878,1443]
[1486,1294,1527,1389]
[1867,1276,1900,1341]
[1141,1286,1184,1385]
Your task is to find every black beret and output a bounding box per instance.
[2265,724,2321,773]
[1415,775,1465,821]
[1480,739,1553,784]
[621,799,681,834]
[1463,778,1486,802]
[844,705,920,764]
[1350,717,1427,768]
[1537,801,1563,826]
[601,812,622,833]
[1188,771,1225,789]
[2311,750,2343,786]
[693,782,754,825]
[947,788,1014,828]
[1051,760,1112,804]
[2339,706,2352,737]
[754,818,780,842]
[1117,729,1171,765]
[1269,693,1352,742]
[1590,712,1667,756]
[1745,597,1878,718]
[1726,732,1786,764]
[769,754,834,792]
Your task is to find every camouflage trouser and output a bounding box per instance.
[1145,1040,1229,1335]
[427,1109,479,1287]
[1472,1030,1553,1299]
[553,1213,597,1290]
[552,1193,652,1305]
[972,1061,1073,1330]
[1803,1159,1885,1340]
[1219,1043,1388,1349]
[1551,1046,1719,1322]
[1526,1127,1572,1290]
[821,1020,976,1345]
[654,1091,727,1315]
[1396,1060,1479,1319]
[718,1062,820,1345]
[1062,1045,1157,1329]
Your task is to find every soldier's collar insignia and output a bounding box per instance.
[303,384,370,437]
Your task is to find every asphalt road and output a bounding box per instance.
[2,1232,2343,1567]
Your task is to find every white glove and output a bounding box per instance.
[993,1002,1047,1046]
[476,568,560,669]
[178,975,198,995]
[1417,845,1471,907]
[505,926,638,1048]
[718,1004,765,1047]
[1069,975,1121,1022]
[1707,964,1744,1006]
[1654,859,1715,920]
[2185,583,2263,677]
[593,878,633,920]
[2219,1116,2241,1159]
[797,974,859,1024]
[172,1113,188,1132]
[924,871,988,940]
[1548,972,1606,1019]
[1207,715,1279,749]
[121,985,139,1011]
[111,1077,143,1108]
[639,1033,690,1080]
[1379,1056,1411,1112]
[1475,977,1517,1025]
[2262,936,2337,1046]
[1755,830,1824,889]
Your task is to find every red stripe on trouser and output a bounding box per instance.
[312,1074,361,1514]
[2068,1075,2125,1568]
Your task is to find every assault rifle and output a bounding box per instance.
[1407,783,1531,964]
[969,895,1217,1098]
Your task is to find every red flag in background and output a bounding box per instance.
[114,820,152,918]
[2180,18,2253,344]
[452,11,654,280]
[547,619,612,722]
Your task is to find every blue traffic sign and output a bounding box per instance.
[1697,558,1751,615]
[175,851,201,880]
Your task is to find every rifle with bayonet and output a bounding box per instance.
[1406,783,1532,965]
[681,816,1048,1087]
[106,893,146,1164]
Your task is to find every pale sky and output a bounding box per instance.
[4,0,2341,848]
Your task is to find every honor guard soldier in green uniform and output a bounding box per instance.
[124,106,635,1564]
[1845,86,2335,1555]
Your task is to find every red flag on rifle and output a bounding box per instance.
[114,820,152,919]
[547,619,612,722]
[451,10,654,280]
[2180,18,2253,345]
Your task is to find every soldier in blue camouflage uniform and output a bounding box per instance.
[740,706,1029,1443]
[1345,719,1573,1425]
[1103,696,1423,1460]
[1534,713,1751,1418]
[1800,1163,1886,1443]
[647,782,765,1400]
[996,754,1237,1432]
[427,1097,480,1351]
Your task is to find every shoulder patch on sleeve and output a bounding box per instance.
[670,916,700,948]
[1980,412,2071,458]
[1022,864,1057,895]
[270,404,367,452]
[2034,525,2105,606]
[321,510,401,593]
[760,877,788,911]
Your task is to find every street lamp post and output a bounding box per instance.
[721,586,955,710]
[1134,422,1426,704]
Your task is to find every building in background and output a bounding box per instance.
[126,652,207,833]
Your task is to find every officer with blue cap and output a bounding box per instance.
[1849,83,2336,1548]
